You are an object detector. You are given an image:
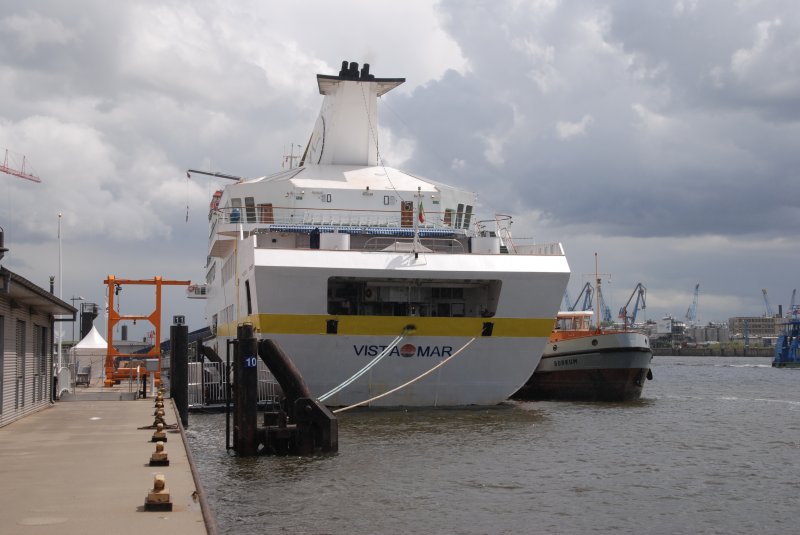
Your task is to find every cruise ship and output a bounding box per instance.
[194,61,570,407]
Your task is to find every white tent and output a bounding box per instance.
[72,325,108,384]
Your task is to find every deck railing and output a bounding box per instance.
[187,360,280,408]
[209,206,565,256]
[214,206,455,229]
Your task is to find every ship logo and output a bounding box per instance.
[399,344,416,358]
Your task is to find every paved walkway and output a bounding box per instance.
[0,395,210,534]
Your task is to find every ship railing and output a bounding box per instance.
[210,207,565,256]
[213,205,467,231]
[363,236,466,253]
[187,360,280,408]
[503,240,564,256]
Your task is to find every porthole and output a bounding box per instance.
[552,344,558,351]
[591,339,599,346]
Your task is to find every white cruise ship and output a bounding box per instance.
[195,61,570,407]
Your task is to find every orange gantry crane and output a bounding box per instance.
[103,275,190,387]
[1,148,40,182]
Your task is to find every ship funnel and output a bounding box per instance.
[337,60,376,81]
[309,61,405,166]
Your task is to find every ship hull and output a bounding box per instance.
[206,244,569,407]
[514,332,653,402]
[269,333,549,407]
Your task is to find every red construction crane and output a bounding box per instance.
[1,148,40,183]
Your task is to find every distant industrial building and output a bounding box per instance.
[688,323,730,344]
[728,316,779,339]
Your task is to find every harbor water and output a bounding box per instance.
[185,356,800,534]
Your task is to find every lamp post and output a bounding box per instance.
[57,213,62,370]
[70,296,84,345]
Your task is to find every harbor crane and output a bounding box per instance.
[570,282,594,312]
[1,148,40,183]
[762,289,775,317]
[685,283,700,325]
[619,283,647,329]
[596,283,613,325]
[562,289,572,311]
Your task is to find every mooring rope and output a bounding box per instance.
[318,329,409,402]
[332,336,477,414]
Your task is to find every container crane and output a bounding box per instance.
[619,283,647,329]
[762,289,775,317]
[685,283,699,325]
[1,148,40,183]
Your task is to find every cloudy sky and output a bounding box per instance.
[1,0,798,342]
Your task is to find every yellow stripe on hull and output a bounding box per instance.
[219,314,555,338]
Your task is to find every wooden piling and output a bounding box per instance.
[170,323,189,428]
[233,323,259,456]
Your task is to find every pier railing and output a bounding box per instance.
[187,361,279,408]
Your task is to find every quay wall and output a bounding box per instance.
[652,346,773,357]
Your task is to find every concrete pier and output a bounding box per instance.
[0,396,212,534]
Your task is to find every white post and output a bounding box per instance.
[413,187,420,252]
[57,213,63,370]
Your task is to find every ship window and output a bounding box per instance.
[383,195,396,206]
[321,193,332,203]
[245,197,256,223]
[230,198,242,223]
[327,277,501,318]
[455,203,464,229]
[463,205,473,229]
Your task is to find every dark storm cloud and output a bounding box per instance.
[1,0,796,326]
[391,0,800,239]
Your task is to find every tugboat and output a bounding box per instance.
[513,310,653,402]
[772,307,800,368]
[513,257,652,402]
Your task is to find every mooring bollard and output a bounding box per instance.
[149,441,170,466]
[152,409,166,428]
[144,474,172,511]
[151,422,167,442]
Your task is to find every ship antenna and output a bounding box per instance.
[594,253,600,330]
